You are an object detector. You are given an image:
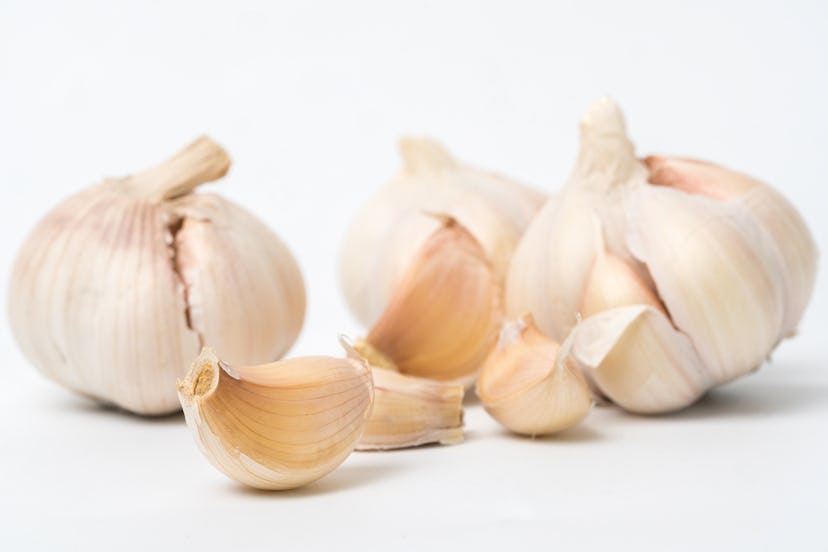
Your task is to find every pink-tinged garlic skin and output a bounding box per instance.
[8,138,306,415]
[645,156,818,337]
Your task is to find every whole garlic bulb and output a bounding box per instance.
[507,99,818,413]
[340,138,545,327]
[8,137,306,415]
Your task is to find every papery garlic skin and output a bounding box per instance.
[8,138,305,415]
[177,342,373,490]
[644,155,818,337]
[355,215,503,385]
[507,98,817,412]
[340,137,544,327]
[357,368,464,451]
[572,306,711,413]
[477,317,592,436]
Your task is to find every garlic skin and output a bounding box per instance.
[340,137,544,327]
[354,215,503,385]
[644,155,818,337]
[477,316,592,436]
[507,98,817,412]
[357,368,464,451]
[177,341,373,490]
[8,138,305,415]
[572,306,710,414]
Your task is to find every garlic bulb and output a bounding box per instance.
[354,215,503,385]
[507,98,817,412]
[358,368,464,451]
[477,316,592,436]
[340,138,545,327]
[8,137,306,415]
[177,340,373,490]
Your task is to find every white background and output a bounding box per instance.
[1,1,826,550]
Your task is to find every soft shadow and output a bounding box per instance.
[224,461,401,498]
[494,424,604,443]
[463,392,481,407]
[46,393,184,424]
[644,379,828,421]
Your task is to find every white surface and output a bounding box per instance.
[1,0,826,550]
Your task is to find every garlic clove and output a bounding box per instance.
[505,192,595,341]
[476,316,592,436]
[645,155,818,337]
[176,339,373,490]
[166,193,306,366]
[625,185,787,383]
[572,305,711,413]
[357,368,464,451]
[355,215,502,385]
[340,137,544,327]
[580,218,664,319]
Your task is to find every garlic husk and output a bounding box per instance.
[177,340,373,490]
[477,316,592,436]
[340,137,544,327]
[355,215,503,385]
[8,137,305,415]
[506,98,815,412]
[572,306,711,414]
[357,368,464,451]
[644,155,818,337]
[625,185,786,382]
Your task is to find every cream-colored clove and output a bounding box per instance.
[477,316,592,436]
[177,340,373,490]
[355,215,503,386]
[358,368,464,450]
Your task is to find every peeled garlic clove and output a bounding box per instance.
[572,306,711,414]
[476,316,592,436]
[355,215,503,384]
[626,186,786,383]
[8,137,305,415]
[340,137,544,327]
[645,155,818,336]
[177,340,373,490]
[357,368,464,451]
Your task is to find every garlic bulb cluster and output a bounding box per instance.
[340,138,545,327]
[177,340,373,490]
[8,138,306,415]
[354,215,503,385]
[358,368,464,451]
[507,98,818,413]
[477,316,592,436]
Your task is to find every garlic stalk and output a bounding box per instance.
[507,98,817,412]
[357,368,464,451]
[340,137,544,327]
[354,215,503,385]
[8,137,306,415]
[177,340,373,490]
[477,316,592,436]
